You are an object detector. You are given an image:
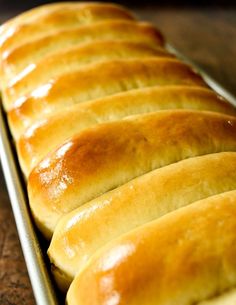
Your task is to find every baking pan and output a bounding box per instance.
[0,99,60,304]
[0,45,236,305]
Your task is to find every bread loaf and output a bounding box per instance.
[0,3,133,40]
[28,110,236,238]
[0,4,135,95]
[66,190,236,305]
[17,86,235,177]
[8,58,206,139]
[1,20,164,98]
[1,2,236,304]
[0,3,134,55]
[5,41,171,106]
[48,152,236,291]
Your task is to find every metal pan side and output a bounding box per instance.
[0,105,59,305]
[167,43,236,106]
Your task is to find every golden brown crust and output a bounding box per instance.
[1,20,164,90]
[0,3,92,34]
[66,190,236,305]
[0,3,134,55]
[198,289,236,305]
[7,58,206,139]
[17,86,235,177]
[28,110,236,238]
[4,41,171,107]
[0,3,132,33]
[48,152,236,291]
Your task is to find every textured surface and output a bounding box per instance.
[17,86,235,177]
[138,7,236,95]
[48,152,236,291]
[1,20,163,95]
[67,190,236,305]
[4,41,170,107]
[0,165,34,305]
[7,58,206,140]
[0,5,235,305]
[28,110,236,238]
[0,3,134,53]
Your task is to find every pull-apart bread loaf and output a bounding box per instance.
[1,2,236,304]
[48,152,236,291]
[66,190,236,305]
[2,2,134,26]
[17,86,236,177]
[28,110,236,239]
[4,41,172,106]
[1,20,163,102]
[0,3,134,54]
[0,3,136,87]
[8,58,206,139]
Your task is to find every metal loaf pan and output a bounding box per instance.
[0,45,236,305]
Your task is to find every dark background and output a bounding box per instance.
[0,0,236,11]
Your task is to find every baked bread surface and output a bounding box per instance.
[4,40,171,106]
[66,190,236,305]
[48,152,236,291]
[17,86,235,177]
[8,58,206,139]
[0,3,135,94]
[198,289,236,304]
[0,2,134,36]
[0,3,134,55]
[1,20,164,94]
[28,110,236,238]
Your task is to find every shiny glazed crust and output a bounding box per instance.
[4,41,171,106]
[17,86,236,177]
[0,3,134,35]
[8,58,206,139]
[0,3,135,55]
[1,20,164,95]
[48,152,236,291]
[0,3,135,95]
[28,110,236,238]
[66,190,236,305]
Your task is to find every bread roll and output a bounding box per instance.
[17,86,235,177]
[8,58,206,139]
[28,110,236,238]
[0,3,134,55]
[48,152,236,291]
[5,41,171,107]
[66,190,236,305]
[1,20,164,93]
[0,2,133,39]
